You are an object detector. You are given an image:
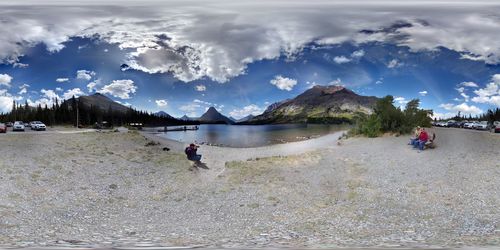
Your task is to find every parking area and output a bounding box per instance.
[433,120,500,133]
[1,126,53,134]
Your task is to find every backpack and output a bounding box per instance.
[184,147,190,155]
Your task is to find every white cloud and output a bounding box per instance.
[471,74,500,106]
[19,83,30,89]
[387,59,403,68]
[155,99,168,107]
[63,88,85,100]
[351,49,365,58]
[76,70,95,81]
[419,90,428,96]
[229,104,264,119]
[394,96,408,105]
[432,112,456,120]
[13,62,28,68]
[56,78,69,83]
[1,3,500,83]
[333,56,351,64]
[0,74,13,87]
[459,81,479,88]
[55,87,63,92]
[99,79,137,99]
[40,88,59,100]
[455,86,470,102]
[28,88,62,107]
[439,102,483,115]
[18,88,27,95]
[0,95,14,113]
[195,85,206,91]
[87,79,101,92]
[270,75,297,91]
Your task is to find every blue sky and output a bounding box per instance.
[1,1,500,119]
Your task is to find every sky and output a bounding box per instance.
[0,1,500,119]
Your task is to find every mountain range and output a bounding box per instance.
[77,93,130,113]
[244,85,379,124]
[77,85,378,125]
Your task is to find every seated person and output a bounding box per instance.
[413,128,429,151]
[185,143,202,161]
[409,126,421,146]
[184,143,209,170]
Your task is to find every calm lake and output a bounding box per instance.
[155,124,349,148]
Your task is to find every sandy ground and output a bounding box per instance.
[0,127,498,249]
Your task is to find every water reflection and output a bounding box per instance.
[156,124,349,148]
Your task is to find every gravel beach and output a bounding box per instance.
[0,127,498,249]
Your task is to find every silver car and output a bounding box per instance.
[31,121,47,131]
[13,121,25,132]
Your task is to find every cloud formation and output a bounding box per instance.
[56,78,69,83]
[63,88,85,99]
[76,70,96,81]
[99,79,137,99]
[471,74,500,106]
[270,75,297,91]
[1,1,500,84]
[439,102,483,116]
[0,74,13,87]
[195,85,206,92]
[229,104,264,119]
[155,99,168,107]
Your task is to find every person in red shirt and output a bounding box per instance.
[413,128,429,151]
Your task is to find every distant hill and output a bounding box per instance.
[179,115,198,121]
[69,93,197,126]
[154,111,174,119]
[77,93,130,113]
[236,114,255,123]
[245,85,379,124]
[198,107,234,124]
[264,99,290,113]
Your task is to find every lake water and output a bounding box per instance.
[155,124,349,148]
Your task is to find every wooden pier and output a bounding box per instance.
[158,125,199,132]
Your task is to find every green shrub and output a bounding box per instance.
[352,96,432,137]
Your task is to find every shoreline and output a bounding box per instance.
[141,130,347,178]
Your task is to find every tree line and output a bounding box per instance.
[0,96,197,127]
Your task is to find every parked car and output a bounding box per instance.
[453,121,465,128]
[464,121,477,129]
[445,120,456,127]
[0,123,7,133]
[494,122,500,133]
[475,121,489,130]
[5,122,13,127]
[31,121,46,131]
[437,121,448,127]
[13,121,25,131]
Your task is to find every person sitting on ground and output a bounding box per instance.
[184,143,209,170]
[409,126,421,146]
[413,128,429,151]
